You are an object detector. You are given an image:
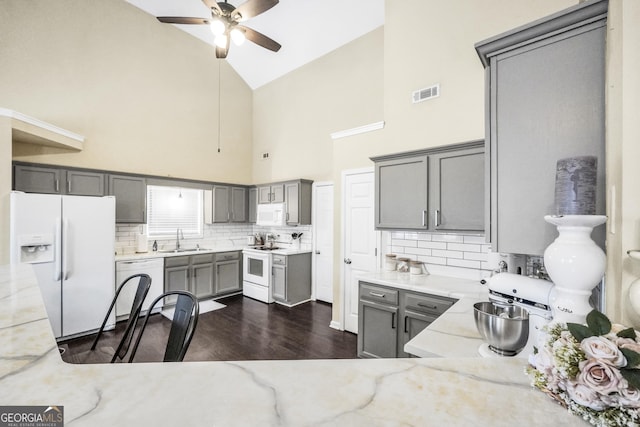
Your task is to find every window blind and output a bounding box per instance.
[147,185,203,238]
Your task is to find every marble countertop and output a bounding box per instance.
[0,264,584,426]
[116,246,312,261]
[358,271,491,358]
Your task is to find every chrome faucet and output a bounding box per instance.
[176,228,184,251]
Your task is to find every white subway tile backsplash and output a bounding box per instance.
[431,234,464,243]
[383,231,492,279]
[391,239,418,248]
[432,249,463,259]
[417,241,447,250]
[463,235,486,244]
[447,243,481,253]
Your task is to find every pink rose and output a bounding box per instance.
[566,382,608,410]
[578,359,624,395]
[581,336,626,367]
[619,386,640,408]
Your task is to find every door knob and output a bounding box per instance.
[315,250,321,255]
[344,258,352,264]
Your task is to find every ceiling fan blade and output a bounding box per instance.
[237,25,281,52]
[157,17,210,25]
[233,0,278,21]
[201,0,222,14]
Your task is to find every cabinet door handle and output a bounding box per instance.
[369,291,385,298]
[422,210,427,227]
[435,209,440,227]
[286,213,289,221]
[404,315,409,333]
[67,180,71,193]
[55,179,59,193]
[391,312,396,329]
[417,302,438,310]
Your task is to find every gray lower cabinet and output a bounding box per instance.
[14,164,105,196]
[358,281,457,358]
[214,251,242,295]
[164,254,215,304]
[429,144,484,232]
[107,174,146,224]
[372,142,484,232]
[475,1,607,255]
[271,253,312,306]
[358,283,400,358]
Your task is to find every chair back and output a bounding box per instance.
[90,273,152,363]
[128,291,199,363]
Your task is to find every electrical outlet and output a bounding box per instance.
[261,152,270,160]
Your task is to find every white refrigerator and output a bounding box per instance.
[10,191,116,339]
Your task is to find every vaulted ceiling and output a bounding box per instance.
[126,0,385,89]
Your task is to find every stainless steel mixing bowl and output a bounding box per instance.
[473,301,529,356]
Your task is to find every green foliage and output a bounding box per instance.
[568,322,595,342]
[620,368,640,391]
[617,328,637,340]
[586,310,612,336]
[621,348,640,369]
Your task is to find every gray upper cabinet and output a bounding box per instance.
[258,184,284,204]
[14,164,64,194]
[372,142,483,232]
[14,164,105,196]
[475,0,607,255]
[374,154,428,230]
[429,143,484,232]
[66,170,105,196]
[211,185,247,223]
[107,174,146,224]
[285,180,312,225]
[248,187,257,223]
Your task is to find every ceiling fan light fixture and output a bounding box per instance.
[210,18,225,36]
[230,28,246,46]
[214,34,228,48]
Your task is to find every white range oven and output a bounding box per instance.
[242,248,274,303]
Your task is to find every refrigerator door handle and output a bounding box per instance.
[54,218,62,281]
[62,218,69,280]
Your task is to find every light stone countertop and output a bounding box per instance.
[0,264,584,426]
[357,271,492,358]
[115,246,312,261]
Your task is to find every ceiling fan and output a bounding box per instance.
[156,0,281,59]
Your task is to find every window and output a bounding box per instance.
[147,185,203,238]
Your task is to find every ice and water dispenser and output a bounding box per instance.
[16,234,54,264]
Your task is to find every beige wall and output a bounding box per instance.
[1,0,253,184]
[252,27,384,184]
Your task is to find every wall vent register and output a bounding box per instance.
[412,84,440,103]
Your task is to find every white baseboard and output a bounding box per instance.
[329,320,342,331]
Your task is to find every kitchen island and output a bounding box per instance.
[0,264,583,426]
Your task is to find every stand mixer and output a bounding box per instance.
[477,273,554,358]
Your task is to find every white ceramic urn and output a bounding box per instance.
[543,215,606,324]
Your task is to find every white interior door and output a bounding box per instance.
[342,169,378,334]
[313,182,334,303]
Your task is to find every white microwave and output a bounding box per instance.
[256,203,286,226]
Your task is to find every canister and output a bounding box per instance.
[410,261,423,275]
[384,254,397,271]
[396,257,410,273]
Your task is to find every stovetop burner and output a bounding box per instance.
[247,245,282,251]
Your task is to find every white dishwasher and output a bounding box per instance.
[115,258,164,320]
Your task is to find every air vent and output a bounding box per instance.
[412,84,440,104]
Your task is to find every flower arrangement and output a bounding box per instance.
[527,310,640,426]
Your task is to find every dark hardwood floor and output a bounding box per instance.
[61,295,357,363]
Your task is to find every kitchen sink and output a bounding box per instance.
[157,248,212,254]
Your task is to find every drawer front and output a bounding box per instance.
[164,255,190,268]
[404,292,456,316]
[359,282,399,306]
[191,253,215,264]
[272,254,287,266]
[216,251,239,261]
